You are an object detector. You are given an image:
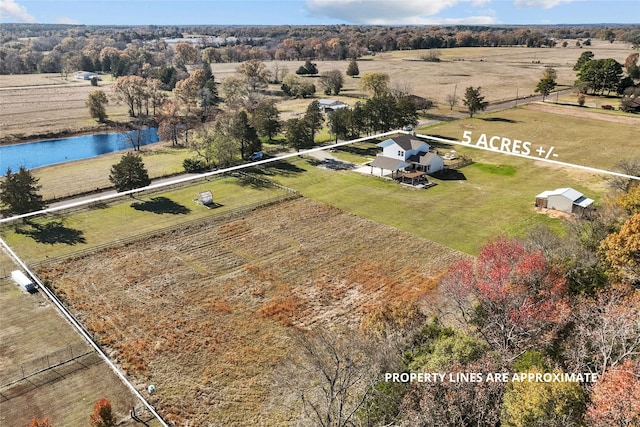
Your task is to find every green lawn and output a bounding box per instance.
[33,144,191,201]
[420,105,638,172]
[5,106,628,259]
[1,175,290,263]
[254,153,593,255]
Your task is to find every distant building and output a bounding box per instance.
[74,71,100,80]
[535,188,594,215]
[317,99,349,113]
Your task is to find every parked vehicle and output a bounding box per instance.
[249,151,264,161]
[11,270,36,293]
[601,105,614,110]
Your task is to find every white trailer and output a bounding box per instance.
[11,270,36,293]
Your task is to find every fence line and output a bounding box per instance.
[0,344,94,388]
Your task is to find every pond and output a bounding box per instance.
[0,128,159,172]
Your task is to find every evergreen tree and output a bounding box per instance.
[285,118,313,151]
[462,86,489,117]
[535,77,557,101]
[346,60,360,78]
[252,100,281,141]
[0,166,46,216]
[109,153,151,192]
[86,90,109,122]
[230,110,260,159]
[304,100,324,143]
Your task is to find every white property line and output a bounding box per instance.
[0,238,169,427]
[2,128,637,225]
[416,132,640,182]
[0,130,399,225]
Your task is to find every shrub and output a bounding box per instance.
[183,158,207,173]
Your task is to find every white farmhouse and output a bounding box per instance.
[369,134,444,177]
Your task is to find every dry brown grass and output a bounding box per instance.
[0,77,129,142]
[38,197,463,425]
[212,40,635,118]
[1,41,632,141]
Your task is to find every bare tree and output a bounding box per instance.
[607,158,640,193]
[389,79,413,100]
[273,327,385,427]
[446,93,459,112]
[567,284,640,376]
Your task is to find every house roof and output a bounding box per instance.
[377,134,430,152]
[318,99,347,107]
[406,151,441,166]
[550,188,584,201]
[369,156,409,171]
[574,196,594,208]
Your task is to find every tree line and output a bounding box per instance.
[2,23,640,74]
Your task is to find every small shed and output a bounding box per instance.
[198,191,214,207]
[535,188,594,214]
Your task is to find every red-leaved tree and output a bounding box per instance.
[441,237,570,359]
[90,397,115,427]
[587,360,640,427]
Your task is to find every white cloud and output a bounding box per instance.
[306,0,494,24]
[367,15,498,25]
[56,16,80,25]
[513,0,577,9]
[0,0,36,23]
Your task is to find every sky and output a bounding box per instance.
[0,0,639,26]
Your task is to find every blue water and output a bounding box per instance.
[0,128,159,172]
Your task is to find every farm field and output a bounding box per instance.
[36,197,463,425]
[212,40,635,119]
[0,76,130,143]
[1,40,634,142]
[0,251,146,426]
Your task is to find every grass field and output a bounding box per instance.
[1,41,634,142]
[32,142,191,201]
[36,197,461,425]
[423,103,639,172]
[253,154,584,254]
[1,174,292,264]
[0,251,146,426]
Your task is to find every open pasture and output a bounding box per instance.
[36,197,461,425]
[0,76,128,143]
[424,102,640,173]
[211,40,635,118]
[32,142,191,201]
